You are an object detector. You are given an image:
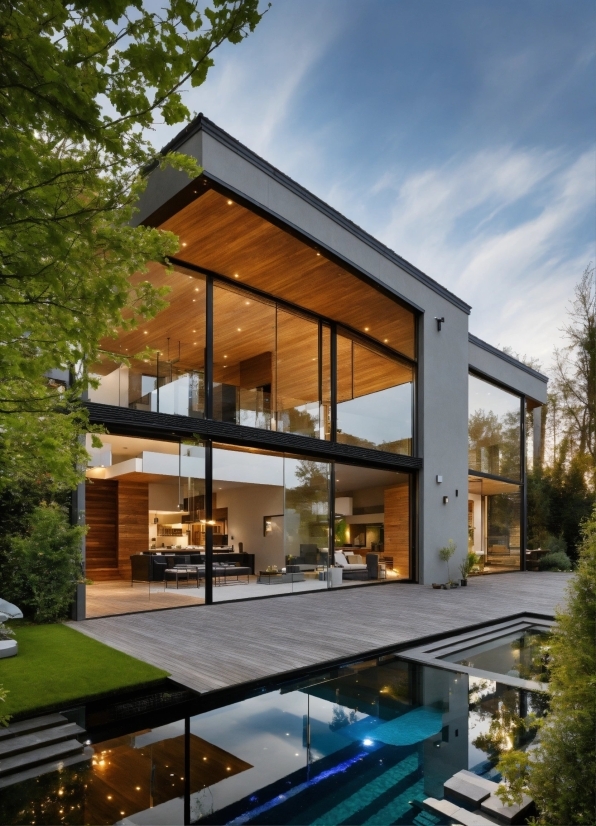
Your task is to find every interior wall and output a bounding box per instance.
[352,486,385,511]
[85,480,118,574]
[215,484,283,570]
[469,493,482,555]
[384,483,410,577]
[149,482,180,512]
[118,481,149,576]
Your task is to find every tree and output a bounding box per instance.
[497,505,596,824]
[0,0,266,494]
[552,265,596,480]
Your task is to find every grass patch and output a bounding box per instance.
[0,622,169,719]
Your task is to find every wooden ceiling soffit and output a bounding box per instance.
[159,188,416,360]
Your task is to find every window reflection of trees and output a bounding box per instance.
[468,406,521,479]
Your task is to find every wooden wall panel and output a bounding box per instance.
[118,481,149,576]
[384,484,410,577]
[85,480,118,571]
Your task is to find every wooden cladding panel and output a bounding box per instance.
[85,480,118,570]
[118,481,149,575]
[384,484,410,577]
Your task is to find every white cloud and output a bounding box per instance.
[354,147,595,370]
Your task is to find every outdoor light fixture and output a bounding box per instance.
[435,316,445,331]
[443,496,449,505]
[436,475,443,483]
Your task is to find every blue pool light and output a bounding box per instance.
[362,738,374,746]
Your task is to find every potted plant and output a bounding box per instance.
[438,540,457,588]
[459,551,477,585]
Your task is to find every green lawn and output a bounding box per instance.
[0,622,169,719]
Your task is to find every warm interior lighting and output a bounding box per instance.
[227,200,233,205]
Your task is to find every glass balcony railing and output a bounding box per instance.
[88,362,205,418]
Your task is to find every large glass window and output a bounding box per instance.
[213,282,331,439]
[468,375,521,480]
[337,332,413,454]
[89,270,416,457]
[213,283,275,429]
[84,434,206,617]
[89,265,206,418]
[334,464,411,580]
[468,476,521,573]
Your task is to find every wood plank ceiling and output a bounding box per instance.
[161,188,416,359]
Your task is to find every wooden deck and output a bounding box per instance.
[70,572,570,696]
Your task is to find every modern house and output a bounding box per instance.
[77,115,547,619]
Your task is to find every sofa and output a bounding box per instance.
[286,544,329,571]
[334,551,368,580]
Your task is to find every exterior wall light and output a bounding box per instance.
[436,475,443,483]
[443,496,449,505]
[435,316,445,331]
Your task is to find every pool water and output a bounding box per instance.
[440,626,551,683]
[0,656,546,826]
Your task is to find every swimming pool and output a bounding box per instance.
[0,650,546,825]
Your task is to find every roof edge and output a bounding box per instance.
[468,333,548,383]
[156,114,472,315]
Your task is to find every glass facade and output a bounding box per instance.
[83,435,413,616]
[468,374,521,480]
[468,374,524,574]
[337,331,413,454]
[90,270,414,456]
[88,265,207,418]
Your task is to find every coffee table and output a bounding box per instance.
[258,571,283,584]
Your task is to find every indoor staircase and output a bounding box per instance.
[0,712,93,788]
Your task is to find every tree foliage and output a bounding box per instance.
[497,506,596,824]
[4,503,86,623]
[524,266,596,559]
[0,0,265,493]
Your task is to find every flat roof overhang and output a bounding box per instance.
[134,115,471,327]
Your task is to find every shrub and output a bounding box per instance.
[543,533,568,555]
[497,505,596,823]
[7,503,85,623]
[0,686,9,727]
[538,551,573,571]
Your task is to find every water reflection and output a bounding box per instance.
[0,659,546,826]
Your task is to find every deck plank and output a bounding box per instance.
[68,573,570,695]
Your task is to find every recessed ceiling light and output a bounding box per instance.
[194,342,197,346]
[364,327,369,331]
[193,299,196,302]
[245,301,250,305]
[384,338,389,343]
[223,355,227,359]
[227,200,233,205]
[237,327,241,332]
[144,331,148,334]
[182,242,187,247]
[234,273,239,278]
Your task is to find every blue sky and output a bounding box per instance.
[150,0,595,369]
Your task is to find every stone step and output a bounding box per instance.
[0,746,94,789]
[445,770,499,805]
[0,723,85,759]
[0,713,69,741]
[0,739,84,777]
[423,798,501,826]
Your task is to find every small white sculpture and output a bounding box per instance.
[0,598,22,658]
[0,599,23,619]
